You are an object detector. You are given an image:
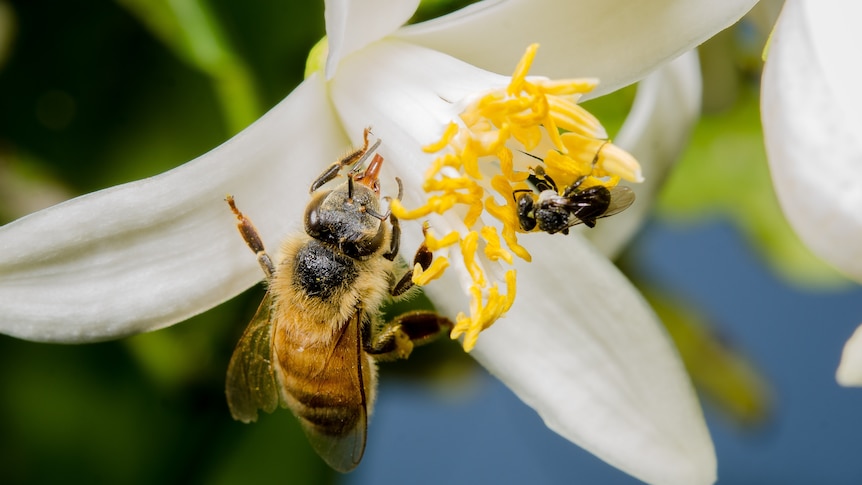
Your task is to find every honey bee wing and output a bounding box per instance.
[301,310,368,472]
[225,291,281,423]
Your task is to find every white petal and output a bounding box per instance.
[761,1,862,283]
[586,50,702,259]
[453,234,715,485]
[328,40,507,207]
[0,75,348,342]
[837,323,862,386]
[324,0,420,78]
[396,0,757,96]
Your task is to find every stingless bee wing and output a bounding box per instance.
[564,185,636,228]
[300,310,368,472]
[225,292,281,423]
[600,185,636,218]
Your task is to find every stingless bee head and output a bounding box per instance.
[305,153,389,260]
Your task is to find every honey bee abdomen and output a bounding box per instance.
[293,240,358,299]
[293,391,361,436]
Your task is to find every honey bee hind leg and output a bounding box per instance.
[365,311,454,361]
[226,195,275,279]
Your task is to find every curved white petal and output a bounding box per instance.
[0,75,348,342]
[324,0,420,78]
[396,0,757,97]
[586,50,702,259]
[464,234,714,485]
[837,323,862,386]
[328,40,507,210]
[761,2,862,282]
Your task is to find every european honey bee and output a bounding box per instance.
[225,129,452,472]
[514,153,635,234]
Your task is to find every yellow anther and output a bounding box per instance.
[424,230,460,251]
[534,77,599,96]
[423,122,459,153]
[596,142,644,183]
[547,97,603,138]
[481,226,513,264]
[412,257,449,286]
[508,43,539,95]
[460,231,485,287]
[543,150,591,188]
[503,270,517,312]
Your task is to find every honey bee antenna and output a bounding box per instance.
[347,174,355,201]
[362,205,390,221]
[350,138,383,174]
[394,177,403,201]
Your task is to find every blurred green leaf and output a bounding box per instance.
[116,0,262,133]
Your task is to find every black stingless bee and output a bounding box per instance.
[514,165,635,235]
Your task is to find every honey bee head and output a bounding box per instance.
[304,155,388,260]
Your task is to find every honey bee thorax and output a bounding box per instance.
[304,183,387,260]
[292,239,359,301]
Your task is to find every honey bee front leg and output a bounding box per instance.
[365,311,454,361]
[382,178,405,262]
[226,195,275,280]
[310,127,381,193]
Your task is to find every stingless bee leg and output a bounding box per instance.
[226,195,275,279]
[364,311,454,361]
[309,128,381,193]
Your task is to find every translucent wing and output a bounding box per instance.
[600,185,636,218]
[300,310,368,472]
[566,185,635,228]
[225,292,280,423]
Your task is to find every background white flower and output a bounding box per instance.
[760,0,862,386]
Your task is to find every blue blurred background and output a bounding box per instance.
[2,1,861,483]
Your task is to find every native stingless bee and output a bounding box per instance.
[514,145,636,238]
[224,129,452,472]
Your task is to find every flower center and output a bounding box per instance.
[391,44,642,351]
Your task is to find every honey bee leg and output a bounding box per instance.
[365,311,454,361]
[382,178,405,261]
[310,128,381,193]
[391,241,433,297]
[226,195,275,279]
[383,215,401,262]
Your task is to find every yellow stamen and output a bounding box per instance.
[397,44,641,351]
[412,257,449,286]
